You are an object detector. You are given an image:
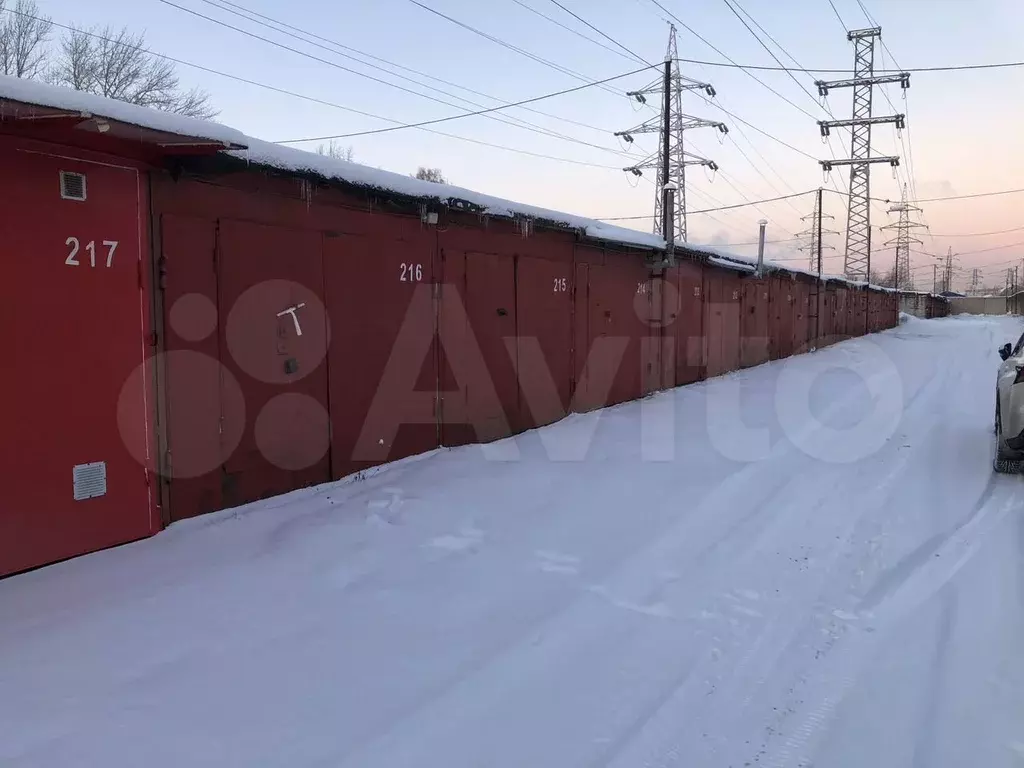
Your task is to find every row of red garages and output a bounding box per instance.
[0,139,900,575]
[152,170,900,526]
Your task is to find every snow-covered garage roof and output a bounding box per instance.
[0,74,248,149]
[233,137,665,250]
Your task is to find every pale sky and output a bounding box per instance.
[33,0,1024,290]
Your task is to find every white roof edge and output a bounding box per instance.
[0,74,248,147]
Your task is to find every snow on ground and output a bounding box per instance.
[2,315,1024,767]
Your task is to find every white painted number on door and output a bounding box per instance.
[400,263,423,282]
[553,277,567,293]
[103,240,118,267]
[637,281,649,295]
[65,237,118,268]
[65,236,79,266]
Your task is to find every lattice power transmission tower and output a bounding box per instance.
[616,24,724,243]
[880,184,926,290]
[970,268,980,295]
[797,191,838,271]
[816,27,910,280]
[942,247,957,293]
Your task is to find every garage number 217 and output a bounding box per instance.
[65,237,119,268]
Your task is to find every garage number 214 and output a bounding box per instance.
[65,237,119,268]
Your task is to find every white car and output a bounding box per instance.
[995,332,1024,473]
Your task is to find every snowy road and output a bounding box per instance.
[2,315,1024,767]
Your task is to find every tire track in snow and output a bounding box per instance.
[601,323,983,768]
[761,481,1019,768]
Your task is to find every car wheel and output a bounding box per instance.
[994,407,1023,473]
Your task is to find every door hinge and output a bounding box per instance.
[146,330,159,347]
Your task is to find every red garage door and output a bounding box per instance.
[668,260,705,386]
[0,143,155,575]
[516,255,573,431]
[439,249,518,446]
[324,228,438,481]
[216,220,331,508]
[741,277,770,368]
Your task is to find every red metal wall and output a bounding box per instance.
[515,253,574,429]
[0,138,157,576]
[323,216,438,482]
[703,267,742,378]
[820,284,837,345]
[769,274,796,361]
[217,220,332,508]
[438,248,517,446]
[791,277,812,356]
[572,247,652,411]
[740,276,771,368]
[159,214,229,518]
[665,259,705,386]
[438,222,575,438]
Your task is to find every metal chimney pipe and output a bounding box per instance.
[756,219,768,277]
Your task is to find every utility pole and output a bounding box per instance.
[880,183,925,291]
[815,27,910,281]
[797,190,838,270]
[616,24,725,243]
[933,264,938,294]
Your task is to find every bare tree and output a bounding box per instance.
[315,140,354,162]
[51,25,216,119]
[46,24,93,90]
[0,0,53,79]
[414,167,448,184]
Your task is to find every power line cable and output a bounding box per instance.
[546,0,650,65]
[825,0,847,29]
[651,0,821,122]
[827,186,1024,204]
[927,225,1024,238]
[508,0,637,63]
[274,63,654,142]
[213,0,621,136]
[161,0,652,150]
[599,189,814,219]
[404,0,628,98]
[717,0,850,194]
[197,0,631,155]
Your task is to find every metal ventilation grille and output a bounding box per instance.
[60,171,87,201]
[73,462,107,501]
